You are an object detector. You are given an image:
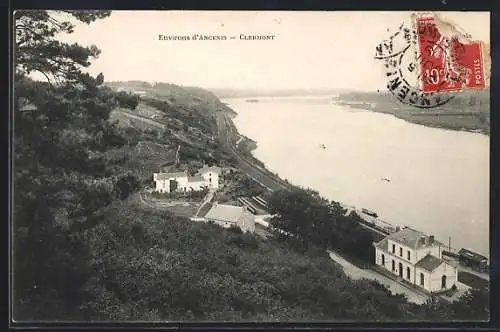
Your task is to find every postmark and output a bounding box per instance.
[375,13,490,109]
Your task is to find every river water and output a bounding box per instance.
[227,96,490,258]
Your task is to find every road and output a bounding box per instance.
[215,112,290,192]
[195,188,216,217]
[327,250,428,305]
[116,109,166,129]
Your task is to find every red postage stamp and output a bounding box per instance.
[416,13,489,94]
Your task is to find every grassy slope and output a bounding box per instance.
[106,82,237,184]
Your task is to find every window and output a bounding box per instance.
[392,244,395,253]
[407,250,411,260]
[381,254,385,266]
[420,273,424,286]
[392,260,395,271]
[406,267,411,279]
[399,247,403,257]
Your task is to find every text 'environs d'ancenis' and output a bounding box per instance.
[158,34,276,41]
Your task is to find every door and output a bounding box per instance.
[169,179,177,192]
[441,275,446,289]
[398,263,403,278]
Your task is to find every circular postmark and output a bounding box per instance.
[375,21,455,109]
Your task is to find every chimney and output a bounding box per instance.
[429,235,435,245]
[396,226,401,232]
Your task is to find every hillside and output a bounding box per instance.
[106,81,237,116]
[78,200,420,321]
[335,90,490,135]
[13,9,488,323]
[105,83,240,184]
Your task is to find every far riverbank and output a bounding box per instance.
[334,90,490,136]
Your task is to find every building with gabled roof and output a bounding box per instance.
[153,165,221,193]
[204,202,255,233]
[373,226,457,293]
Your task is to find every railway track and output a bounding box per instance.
[215,112,290,192]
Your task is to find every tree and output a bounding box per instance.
[115,90,140,110]
[267,187,374,262]
[450,288,490,321]
[13,10,139,320]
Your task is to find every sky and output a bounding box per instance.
[50,11,490,91]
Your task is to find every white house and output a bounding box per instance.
[204,202,255,233]
[373,227,458,293]
[153,166,222,193]
[196,166,221,189]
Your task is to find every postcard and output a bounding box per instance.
[12,10,490,324]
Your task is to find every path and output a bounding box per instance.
[195,188,216,217]
[327,250,429,305]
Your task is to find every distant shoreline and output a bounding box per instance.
[335,100,490,136]
[223,94,490,136]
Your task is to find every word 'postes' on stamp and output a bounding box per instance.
[416,14,487,94]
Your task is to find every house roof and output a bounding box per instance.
[374,238,389,251]
[155,171,187,180]
[415,254,444,272]
[374,227,444,251]
[187,175,205,182]
[205,204,249,223]
[197,166,222,175]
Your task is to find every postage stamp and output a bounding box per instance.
[416,13,489,94]
[375,12,490,108]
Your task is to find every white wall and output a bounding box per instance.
[428,262,458,292]
[153,175,189,193]
[376,248,415,283]
[155,179,172,193]
[238,211,256,233]
[186,180,206,191]
[176,176,189,191]
[388,240,415,264]
[206,213,255,233]
[415,267,431,292]
[201,171,219,189]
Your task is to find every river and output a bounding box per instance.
[227,96,490,258]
